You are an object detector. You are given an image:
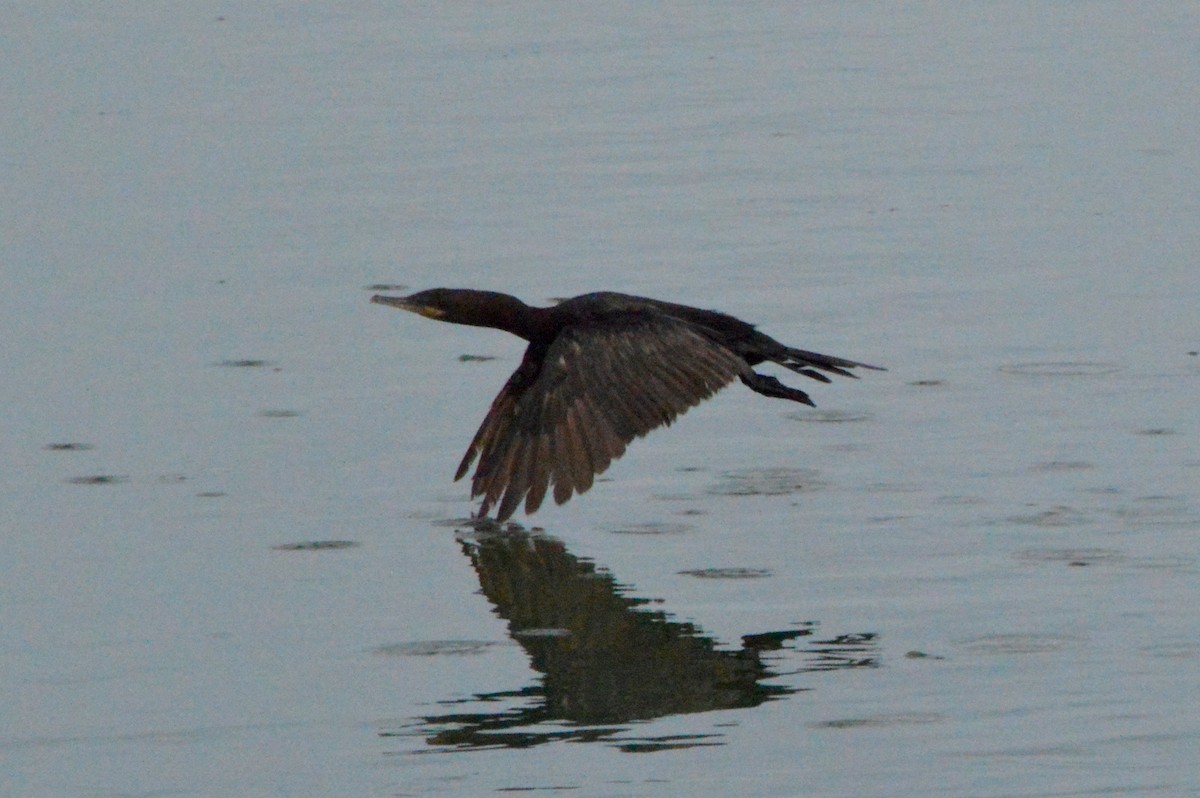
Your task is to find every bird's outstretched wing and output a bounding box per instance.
[456,315,748,521]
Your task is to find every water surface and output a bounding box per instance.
[3,4,1198,796]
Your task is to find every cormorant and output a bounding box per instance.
[372,289,882,521]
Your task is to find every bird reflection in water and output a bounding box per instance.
[383,524,878,752]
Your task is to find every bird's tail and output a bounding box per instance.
[776,347,886,382]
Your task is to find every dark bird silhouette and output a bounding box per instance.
[372,289,882,521]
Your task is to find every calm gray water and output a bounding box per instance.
[3,4,1198,797]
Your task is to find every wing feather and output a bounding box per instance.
[458,315,747,520]
[563,404,595,495]
[523,433,552,515]
[550,425,575,506]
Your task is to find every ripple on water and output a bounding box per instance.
[608,522,694,535]
[811,713,944,730]
[373,640,509,657]
[785,409,871,423]
[1141,641,1200,660]
[957,633,1082,655]
[1016,545,1194,573]
[706,467,824,496]
[213,359,273,368]
[45,442,95,451]
[1015,547,1126,567]
[1126,555,1197,573]
[1002,506,1091,527]
[936,494,987,506]
[442,517,531,536]
[272,540,360,551]
[258,409,302,418]
[997,361,1122,377]
[1029,460,1094,472]
[66,475,128,485]
[1112,495,1198,527]
[677,567,772,579]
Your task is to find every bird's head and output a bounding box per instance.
[371,288,534,334]
[371,289,455,320]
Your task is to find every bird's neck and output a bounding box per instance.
[463,293,548,341]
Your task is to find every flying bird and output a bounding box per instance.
[373,289,882,521]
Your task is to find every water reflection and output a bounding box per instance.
[386,525,877,752]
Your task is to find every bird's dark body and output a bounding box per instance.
[560,292,764,354]
[372,288,881,521]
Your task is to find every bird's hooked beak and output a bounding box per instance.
[371,294,445,319]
